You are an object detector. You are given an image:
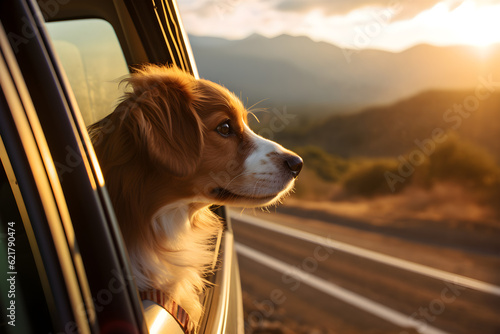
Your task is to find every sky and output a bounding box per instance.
[177,0,500,52]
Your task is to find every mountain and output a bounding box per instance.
[277,89,500,160]
[190,34,500,114]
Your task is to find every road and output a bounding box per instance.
[231,209,500,334]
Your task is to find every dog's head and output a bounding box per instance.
[90,65,302,220]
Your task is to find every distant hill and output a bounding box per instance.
[276,89,500,161]
[190,34,500,114]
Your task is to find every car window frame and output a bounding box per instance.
[0,0,148,332]
[1,0,244,332]
[0,0,243,333]
[0,20,93,334]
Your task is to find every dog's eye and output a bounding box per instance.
[216,121,233,137]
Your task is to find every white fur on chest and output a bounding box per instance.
[129,201,221,322]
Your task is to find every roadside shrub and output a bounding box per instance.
[294,134,500,201]
[418,133,500,189]
[293,146,350,182]
[341,158,403,197]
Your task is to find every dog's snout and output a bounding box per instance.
[285,154,303,178]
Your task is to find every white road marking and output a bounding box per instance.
[233,212,500,297]
[236,242,449,334]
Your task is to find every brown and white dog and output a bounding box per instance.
[89,65,302,331]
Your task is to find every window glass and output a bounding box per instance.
[46,19,129,126]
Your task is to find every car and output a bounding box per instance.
[0,0,244,333]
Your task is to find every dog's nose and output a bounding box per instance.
[285,155,303,178]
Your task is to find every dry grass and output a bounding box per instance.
[290,183,500,229]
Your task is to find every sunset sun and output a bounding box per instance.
[447,1,500,47]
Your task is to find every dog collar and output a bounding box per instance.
[140,289,193,333]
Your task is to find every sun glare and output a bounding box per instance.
[421,1,500,48]
[452,1,500,47]
[302,0,500,53]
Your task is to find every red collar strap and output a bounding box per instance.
[140,289,194,333]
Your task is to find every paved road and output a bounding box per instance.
[231,211,500,334]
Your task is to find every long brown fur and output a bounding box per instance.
[89,65,230,323]
[89,64,302,329]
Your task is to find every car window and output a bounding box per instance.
[46,19,129,126]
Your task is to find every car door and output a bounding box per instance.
[0,0,243,333]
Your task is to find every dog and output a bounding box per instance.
[89,65,302,332]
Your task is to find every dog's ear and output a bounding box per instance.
[122,67,204,177]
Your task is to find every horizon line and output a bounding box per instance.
[187,32,500,54]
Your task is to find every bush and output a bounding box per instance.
[418,133,500,189]
[341,158,402,197]
[293,146,351,182]
[294,134,500,200]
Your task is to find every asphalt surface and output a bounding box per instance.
[231,210,500,334]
